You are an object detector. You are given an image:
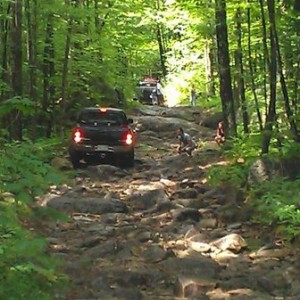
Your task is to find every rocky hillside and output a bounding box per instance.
[38,106,300,300]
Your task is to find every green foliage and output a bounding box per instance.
[208,131,300,239]
[207,132,262,187]
[0,141,63,204]
[0,140,69,298]
[249,179,300,238]
[0,203,68,300]
[0,96,36,117]
[198,95,223,111]
[275,139,300,158]
[208,160,249,187]
[224,133,262,160]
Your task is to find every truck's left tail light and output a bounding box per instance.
[72,128,84,143]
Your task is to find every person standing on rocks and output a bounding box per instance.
[156,79,164,106]
[176,127,196,156]
[190,84,196,106]
[150,89,158,105]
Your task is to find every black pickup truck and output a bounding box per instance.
[68,107,135,168]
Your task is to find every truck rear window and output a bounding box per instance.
[78,111,127,126]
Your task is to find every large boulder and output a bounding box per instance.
[132,106,206,122]
[202,112,223,129]
[135,116,196,133]
[248,156,300,185]
[126,188,170,211]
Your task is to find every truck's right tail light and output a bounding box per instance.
[72,128,84,143]
[124,131,133,145]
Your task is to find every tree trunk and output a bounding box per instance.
[42,15,56,138]
[271,7,300,141]
[94,0,100,31]
[10,0,23,141]
[156,0,167,78]
[259,0,270,117]
[156,25,167,78]
[61,19,73,137]
[209,44,216,96]
[25,0,38,141]
[247,3,263,131]
[215,0,236,136]
[205,39,216,97]
[294,34,300,114]
[0,2,11,101]
[235,7,249,134]
[261,0,277,154]
[233,49,240,110]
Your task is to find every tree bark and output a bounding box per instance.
[235,7,249,134]
[247,3,263,131]
[61,18,73,137]
[0,2,11,101]
[156,25,167,78]
[10,0,23,140]
[25,0,38,141]
[156,0,167,78]
[42,15,56,138]
[215,0,236,136]
[258,0,270,117]
[294,34,300,114]
[261,0,277,154]
[270,5,300,141]
[205,39,216,97]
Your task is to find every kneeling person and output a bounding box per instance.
[214,121,225,145]
[176,127,196,156]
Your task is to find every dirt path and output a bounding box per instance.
[38,106,300,300]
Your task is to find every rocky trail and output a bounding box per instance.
[37,106,300,300]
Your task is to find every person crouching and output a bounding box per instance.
[176,127,196,156]
[214,121,225,145]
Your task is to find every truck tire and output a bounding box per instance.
[119,149,134,168]
[69,147,81,169]
[126,149,135,168]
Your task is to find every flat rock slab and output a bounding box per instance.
[47,196,128,214]
[160,256,221,279]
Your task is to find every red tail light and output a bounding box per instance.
[72,128,84,143]
[124,131,133,145]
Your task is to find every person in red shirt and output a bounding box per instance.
[214,121,225,145]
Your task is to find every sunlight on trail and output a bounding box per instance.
[199,160,230,170]
[164,85,181,107]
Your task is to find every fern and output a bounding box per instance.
[249,179,300,238]
[208,162,249,187]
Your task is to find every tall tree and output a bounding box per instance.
[10,0,23,140]
[261,0,277,154]
[215,0,236,136]
[248,2,263,131]
[234,7,249,134]
[61,18,72,137]
[42,14,56,138]
[271,4,299,141]
[156,0,167,78]
[25,0,38,140]
[0,2,11,100]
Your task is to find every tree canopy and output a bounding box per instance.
[0,0,299,153]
